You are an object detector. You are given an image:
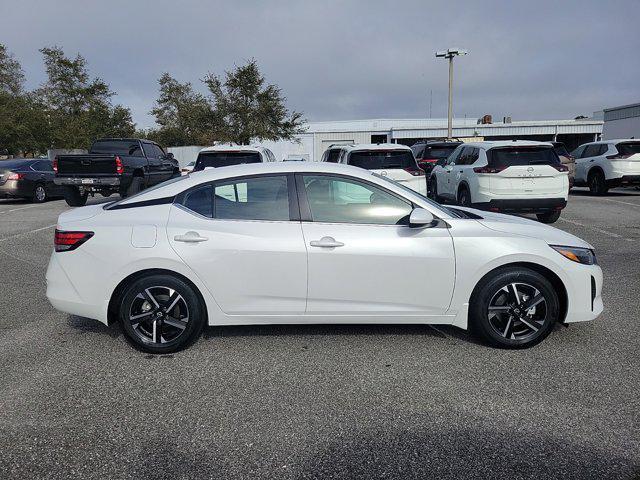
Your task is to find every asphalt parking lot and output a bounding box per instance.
[0,189,638,479]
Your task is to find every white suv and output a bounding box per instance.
[429,141,569,223]
[571,139,640,195]
[193,145,276,171]
[337,143,427,195]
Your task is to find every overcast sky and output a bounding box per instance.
[2,0,638,128]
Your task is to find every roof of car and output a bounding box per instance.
[460,140,554,149]
[341,143,412,153]
[199,145,268,153]
[413,141,463,146]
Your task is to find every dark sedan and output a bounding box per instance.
[0,158,64,203]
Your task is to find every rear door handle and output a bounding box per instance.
[174,231,208,243]
[310,236,344,248]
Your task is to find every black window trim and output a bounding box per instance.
[174,172,299,222]
[294,172,417,226]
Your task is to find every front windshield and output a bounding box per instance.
[370,172,463,218]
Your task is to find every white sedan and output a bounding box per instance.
[46,162,603,353]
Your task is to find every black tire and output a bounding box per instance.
[122,176,144,198]
[469,267,559,349]
[588,169,608,195]
[63,186,88,207]
[119,274,205,354]
[536,211,561,224]
[457,186,472,207]
[428,177,440,202]
[33,183,47,203]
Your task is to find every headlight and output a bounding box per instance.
[550,245,597,265]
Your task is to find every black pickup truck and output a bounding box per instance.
[54,138,180,206]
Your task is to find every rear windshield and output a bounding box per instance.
[348,150,416,170]
[194,151,261,171]
[553,143,570,157]
[91,140,143,157]
[616,142,640,156]
[423,145,459,159]
[488,147,560,168]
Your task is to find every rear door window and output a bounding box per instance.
[348,150,416,170]
[488,147,560,168]
[582,144,602,158]
[194,151,262,170]
[326,149,342,163]
[213,175,290,221]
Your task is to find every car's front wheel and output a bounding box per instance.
[469,267,559,348]
[119,274,206,353]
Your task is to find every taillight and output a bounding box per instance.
[404,166,425,176]
[54,230,94,252]
[115,156,124,174]
[606,154,631,161]
[473,166,506,174]
[419,158,439,164]
[53,156,58,173]
[552,164,569,172]
[7,172,25,180]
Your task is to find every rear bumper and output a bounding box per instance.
[0,181,32,198]
[609,175,640,187]
[54,176,121,187]
[473,197,567,213]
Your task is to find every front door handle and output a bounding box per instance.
[310,236,344,248]
[174,231,208,243]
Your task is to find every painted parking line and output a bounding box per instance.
[558,217,634,242]
[0,224,56,243]
[602,198,640,207]
[0,204,40,215]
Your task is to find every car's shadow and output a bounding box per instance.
[67,315,484,346]
[570,187,640,197]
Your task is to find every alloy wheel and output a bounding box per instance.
[35,185,46,202]
[128,286,190,344]
[487,282,548,341]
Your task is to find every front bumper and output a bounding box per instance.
[54,176,121,187]
[563,263,603,324]
[473,197,567,214]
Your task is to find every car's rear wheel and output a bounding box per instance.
[121,176,144,198]
[588,169,608,195]
[469,267,559,348]
[119,274,205,353]
[457,186,472,207]
[428,178,442,202]
[63,186,88,207]
[536,211,561,224]
[33,184,47,203]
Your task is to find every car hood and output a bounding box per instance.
[454,207,593,249]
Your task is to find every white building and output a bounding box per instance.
[602,103,640,140]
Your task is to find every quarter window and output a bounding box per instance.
[302,175,412,225]
[183,185,213,218]
[583,144,602,158]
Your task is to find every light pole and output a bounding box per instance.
[435,48,468,139]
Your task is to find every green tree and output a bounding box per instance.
[36,46,135,149]
[203,60,304,145]
[0,44,50,156]
[149,73,213,146]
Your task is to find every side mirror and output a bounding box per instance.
[166,152,174,159]
[409,208,435,228]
